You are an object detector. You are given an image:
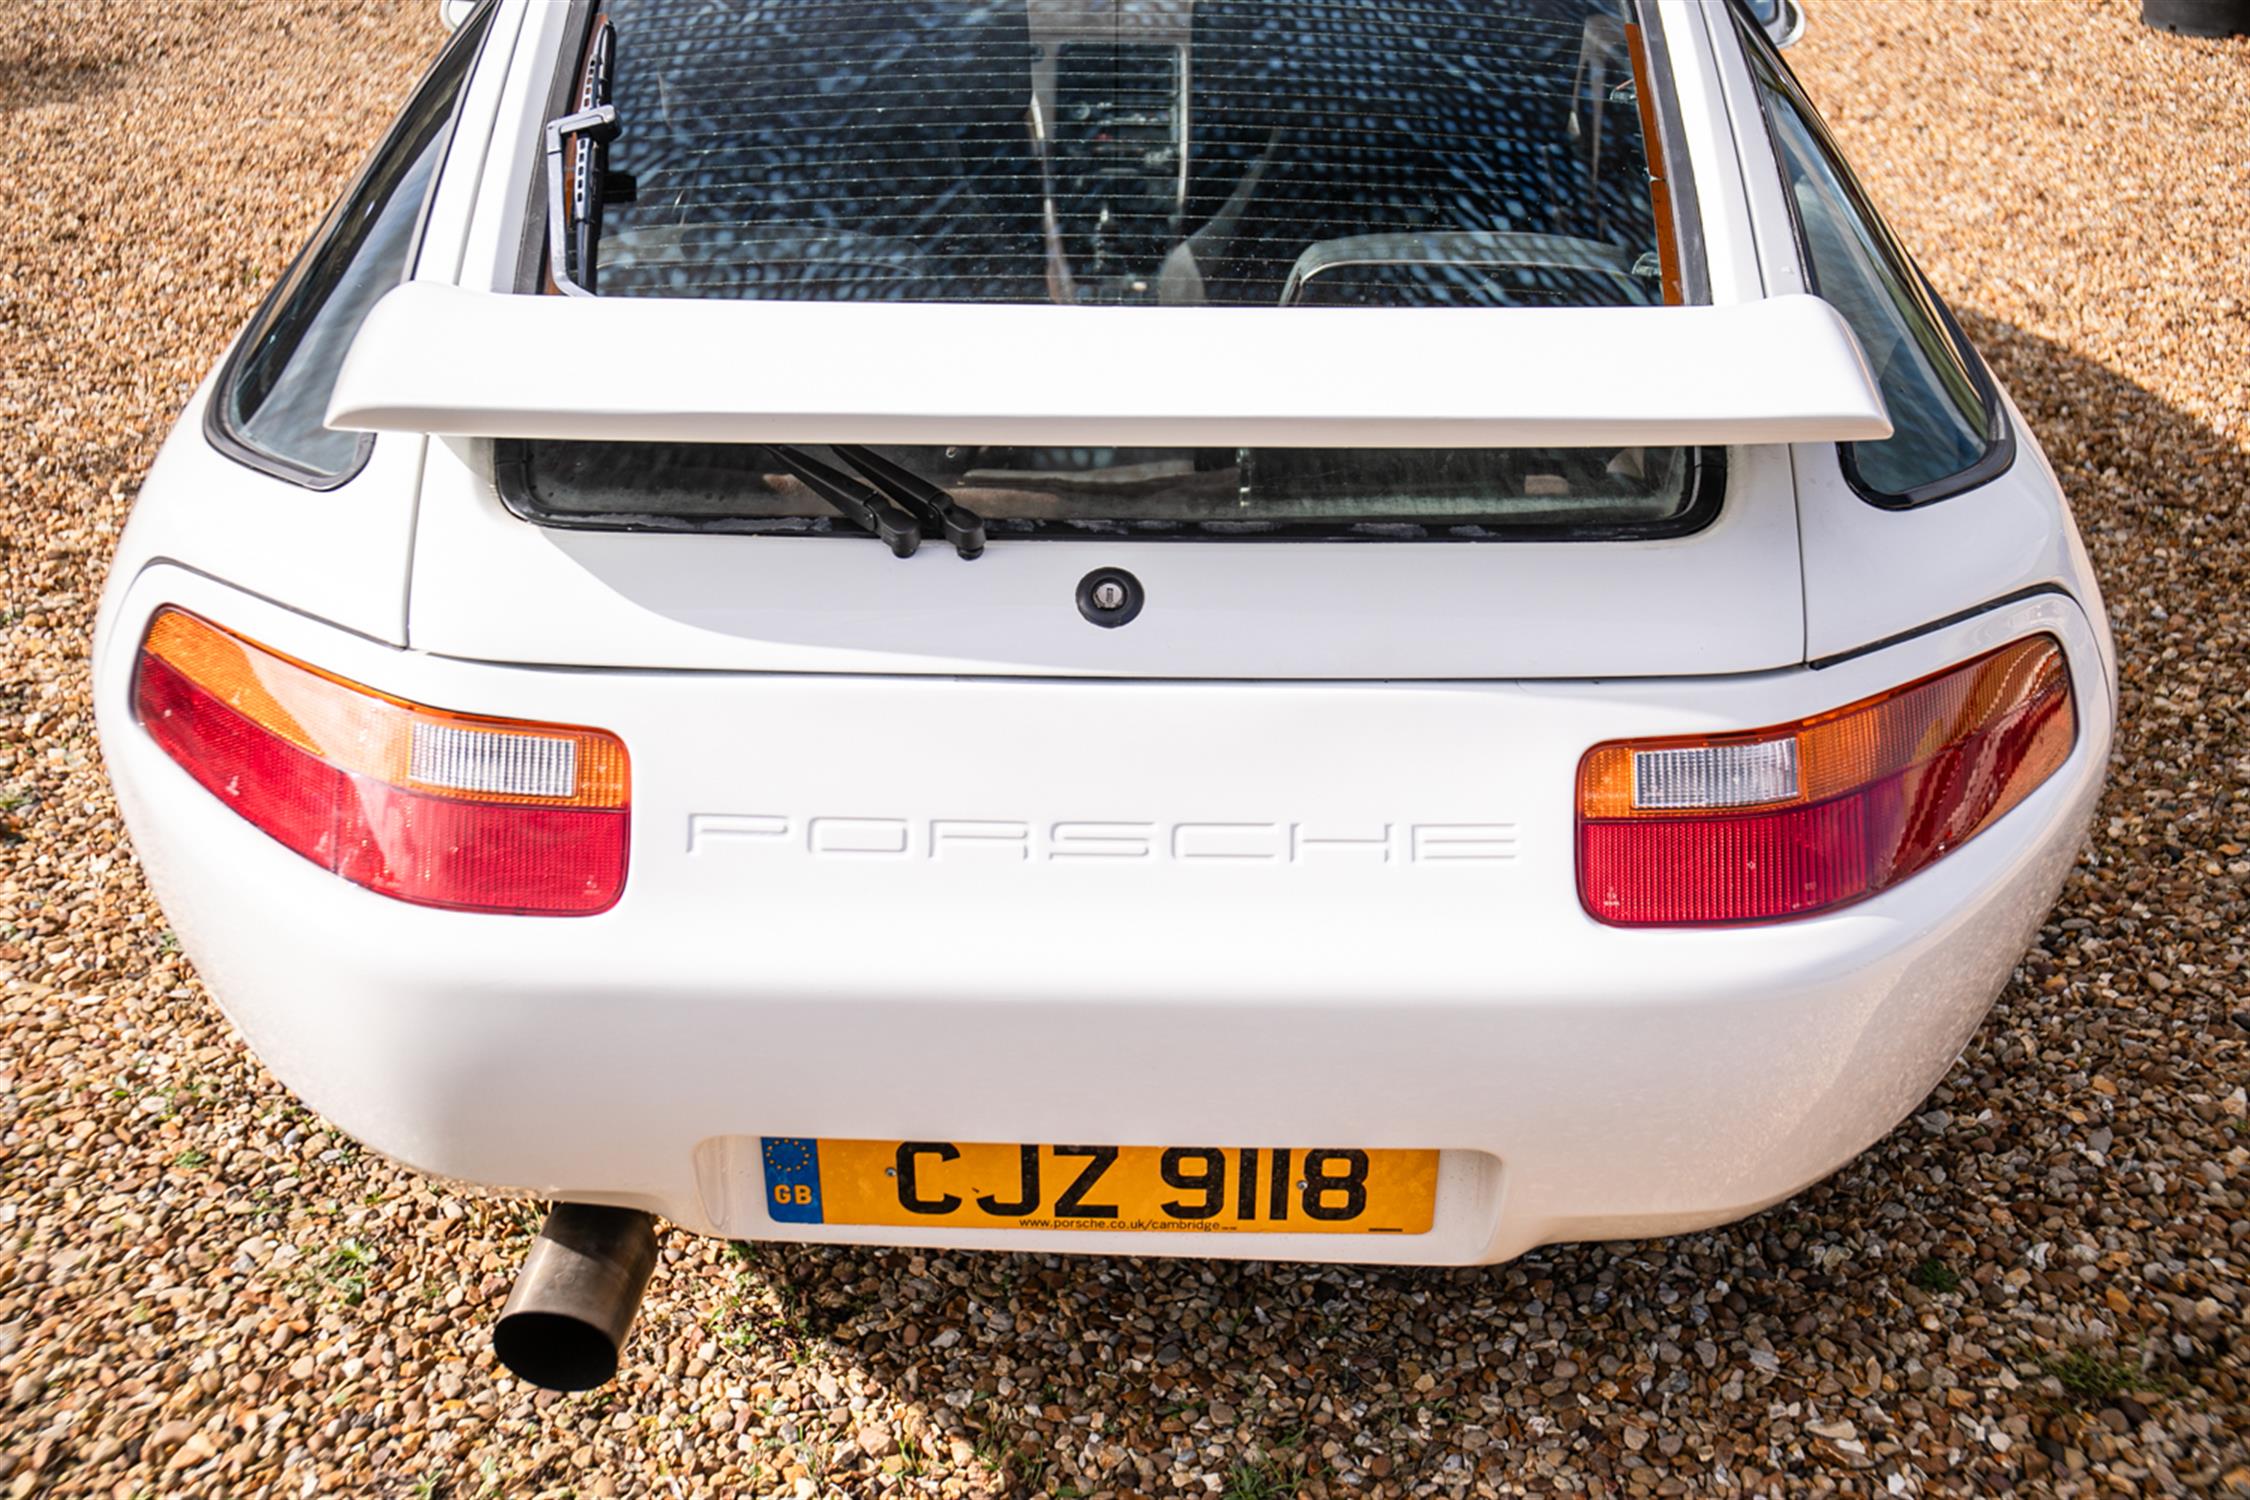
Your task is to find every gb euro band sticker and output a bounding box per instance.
[760,1136,825,1223]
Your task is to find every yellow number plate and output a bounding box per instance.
[758,1138,1437,1234]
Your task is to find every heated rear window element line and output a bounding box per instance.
[573,0,1677,310]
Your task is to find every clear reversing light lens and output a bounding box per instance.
[408,720,580,799]
[1632,740,1799,810]
[1577,636,2076,927]
[132,608,629,915]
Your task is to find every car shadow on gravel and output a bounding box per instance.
[2,51,130,117]
[707,316,2248,1495]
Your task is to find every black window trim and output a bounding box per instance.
[203,0,503,492]
[489,439,1729,546]
[516,0,595,296]
[1725,0,2015,510]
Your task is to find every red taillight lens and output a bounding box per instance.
[132,609,629,916]
[1577,636,2076,927]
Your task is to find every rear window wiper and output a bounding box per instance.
[763,447,988,560]
[763,446,926,557]
[544,21,631,297]
[830,445,987,559]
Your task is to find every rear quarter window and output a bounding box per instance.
[207,2,496,488]
[1738,18,2011,506]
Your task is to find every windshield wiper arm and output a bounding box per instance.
[764,446,923,558]
[544,21,624,297]
[831,445,987,559]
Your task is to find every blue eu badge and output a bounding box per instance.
[761,1137,824,1224]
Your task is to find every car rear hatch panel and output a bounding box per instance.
[403,432,1810,678]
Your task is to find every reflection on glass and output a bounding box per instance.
[509,439,1701,537]
[592,0,1669,309]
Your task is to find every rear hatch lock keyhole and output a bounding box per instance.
[1076,568,1146,629]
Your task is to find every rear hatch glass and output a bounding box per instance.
[503,440,1713,540]
[587,0,1671,308]
[509,0,1712,540]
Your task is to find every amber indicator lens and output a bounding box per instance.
[133,608,629,915]
[1577,636,2075,926]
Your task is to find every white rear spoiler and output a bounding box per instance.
[327,283,1890,449]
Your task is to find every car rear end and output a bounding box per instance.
[94,0,2112,1267]
[96,570,2108,1265]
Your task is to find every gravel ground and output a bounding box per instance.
[2,1,2247,1495]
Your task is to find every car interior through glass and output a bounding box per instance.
[507,0,1720,542]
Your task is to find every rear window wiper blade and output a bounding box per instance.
[544,21,631,297]
[830,445,987,560]
[763,445,925,558]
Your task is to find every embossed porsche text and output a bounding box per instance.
[687,815,1518,865]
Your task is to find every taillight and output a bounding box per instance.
[131,608,628,915]
[1577,636,2075,927]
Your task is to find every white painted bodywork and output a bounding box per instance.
[329,285,1890,449]
[91,0,2117,1264]
[92,0,526,652]
[402,433,1813,679]
[1697,25,2117,671]
[97,573,2111,1262]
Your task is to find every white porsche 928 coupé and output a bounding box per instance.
[95,0,2112,1388]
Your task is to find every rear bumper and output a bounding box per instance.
[95,566,2111,1264]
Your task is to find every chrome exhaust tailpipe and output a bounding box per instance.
[493,1204,659,1391]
